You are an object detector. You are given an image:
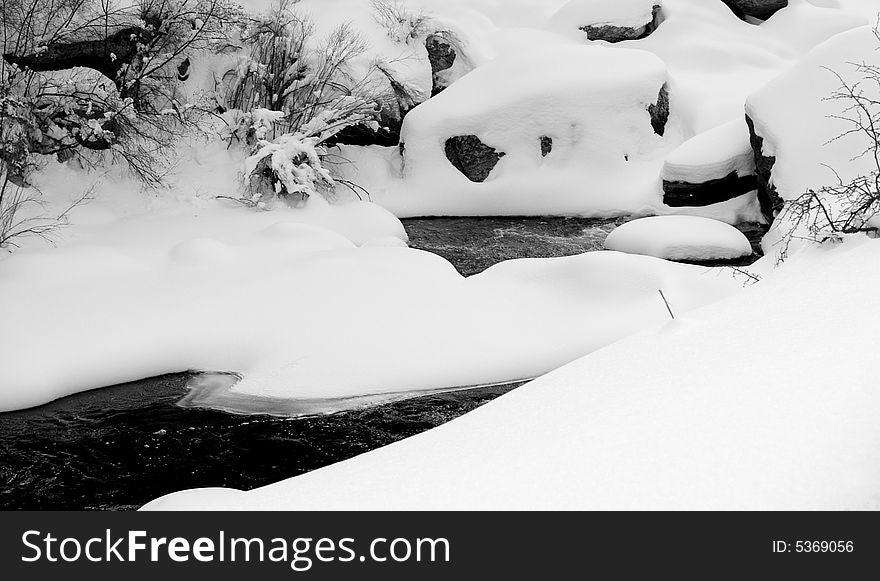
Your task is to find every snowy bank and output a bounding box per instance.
[144,239,880,510]
[0,231,740,412]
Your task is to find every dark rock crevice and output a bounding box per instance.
[444,135,506,182]
[663,171,758,207]
[745,114,783,222]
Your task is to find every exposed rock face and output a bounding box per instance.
[444,135,506,182]
[648,84,669,136]
[663,172,758,207]
[426,34,457,96]
[745,115,783,221]
[540,136,553,157]
[580,5,662,43]
[720,0,788,20]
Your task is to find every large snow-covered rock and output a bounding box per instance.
[662,119,758,207]
[326,0,864,221]
[633,0,865,134]
[387,43,672,215]
[604,216,754,261]
[746,26,880,224]
[549,0,663,42]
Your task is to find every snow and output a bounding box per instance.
[142,238,880,511]
[604,216,754,260]
[323,0,871,222]
[196,0,875,223]
[0,222,741,411]
[549,0,659,30]
[5,0,880,509]
[661,118,756,184]
[381,43,671,217]
[746,25,880,199]
[762,1,869,54]
[746,24,880,254]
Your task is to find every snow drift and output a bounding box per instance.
[144,238,880,511]
[604,216,754,260]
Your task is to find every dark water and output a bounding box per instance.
[404,216,626,276]
[0,216,765,510]
[0,374,523,510]
[404,217,768,274]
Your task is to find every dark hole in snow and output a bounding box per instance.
[176,57,190,81]
[540,136,553,157]
[444,135,506,183]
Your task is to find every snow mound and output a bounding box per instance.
[549,0,660,31]
[143,239,880,511]
[762,1,869,54]
[0,239,740,412]
[604,216,753,260]
[661,118,755,184]
[746,25,880,199]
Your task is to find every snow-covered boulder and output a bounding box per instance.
[604,216,753,261]
[721,0,788,20]
[550,0,663,42]
[396,43,669,209]
[662,119,757,207]
[745,26,880,227]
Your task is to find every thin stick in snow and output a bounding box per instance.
[658,289,675,320]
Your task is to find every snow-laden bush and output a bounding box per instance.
[238,102,379,208]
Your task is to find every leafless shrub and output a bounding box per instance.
[773,25,880,260]
[0,165,93,249]
[370,0,430,42]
